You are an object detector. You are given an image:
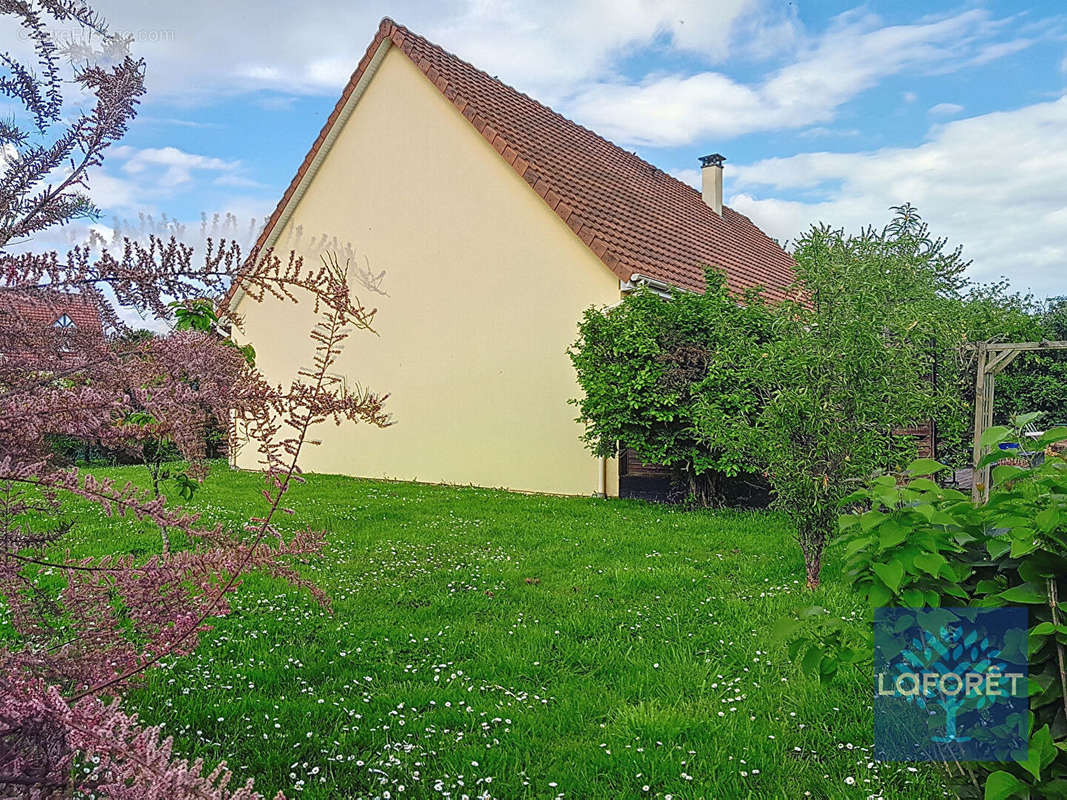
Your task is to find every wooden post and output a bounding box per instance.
[971,343,988,504]
[976,361,996,503]
[968,340,1067,504]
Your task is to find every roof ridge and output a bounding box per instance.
[389,19,716,213]
[242,16,796,307]
[384,18,634,281]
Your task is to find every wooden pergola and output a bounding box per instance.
[970,340,1067,503]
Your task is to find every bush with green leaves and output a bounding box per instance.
[569,269,771,505]
[709,206,968,587]
[922,287,1067,470]
[994,297,1067,426]
[569,204,1060,594]
[790,420,1067,799]
[570,206,975,584]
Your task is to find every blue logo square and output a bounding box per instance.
[874,607,1028,762]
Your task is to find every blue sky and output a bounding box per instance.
[30,0,1067,296]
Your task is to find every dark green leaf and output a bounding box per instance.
[913,551,948,577]
[981,426,1014,447]
[872,561,905,593]
[993,464,1028,486]
[1036,507,1061,533]
[906,458,949,476]
[901,588,924,607]
[801,644,823,678]
[1019,725,1056,781]
[879,521,909,550]
[1037,427,1067,446]
[868,582,892,608]
[983,770,1028,800]
[999,583,1048,604]
[1015,412,1044,429]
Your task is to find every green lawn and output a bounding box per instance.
[47,463,945,799]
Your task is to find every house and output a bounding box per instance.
[0,290,103,333]
[0,289,104,358]
[228,18,796,497]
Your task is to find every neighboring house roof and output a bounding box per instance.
[1,290,104,332]
[251,17,797,303]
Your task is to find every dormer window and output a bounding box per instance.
[53,314,75,329]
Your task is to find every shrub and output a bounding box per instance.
[792,420,1067,797]
[0,3,391,795]
[712,206,969,587]
[569,270,770,505]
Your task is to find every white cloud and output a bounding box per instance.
[796,126,861,139]
[135,116,223,129]
[88,0,785,101]
[82,168,142,211]
[565,8,1031,146]
[67,145,258,219]
[212,174,269,189]
[727,97,1067,297]
[119,146,239,187]
[0,143,17,169]
[929,102,964,116]
[669,167,701,189]
[965,37,1033,67]
[429,0,785,102]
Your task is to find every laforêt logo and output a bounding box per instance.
[874,607,1028,762]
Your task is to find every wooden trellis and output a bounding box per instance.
[970,340,1067,503]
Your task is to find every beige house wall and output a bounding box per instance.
[232,45,621,496]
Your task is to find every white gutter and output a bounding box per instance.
[228,37,393,313]
[620,273,678,298]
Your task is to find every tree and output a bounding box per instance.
[707,206,969,587]
[988,294,1067,424]
[569,270,771,505]
[0,4,389,796]
[570,205,979,584]
[0,0,143,248]
[122,300,256,553]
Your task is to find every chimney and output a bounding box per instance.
[699,153,725,215]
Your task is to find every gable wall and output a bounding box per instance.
[233,46,621,496]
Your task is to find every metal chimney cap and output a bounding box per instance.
[699,153,726,168]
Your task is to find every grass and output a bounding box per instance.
[33,462,946,799]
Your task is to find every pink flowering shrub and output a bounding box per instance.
[0,3,389,796]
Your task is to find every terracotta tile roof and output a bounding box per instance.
[253,18,798,302]
[1,289,103,332]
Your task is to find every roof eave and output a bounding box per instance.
[224,21,397,311]
[224,17,640,312]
